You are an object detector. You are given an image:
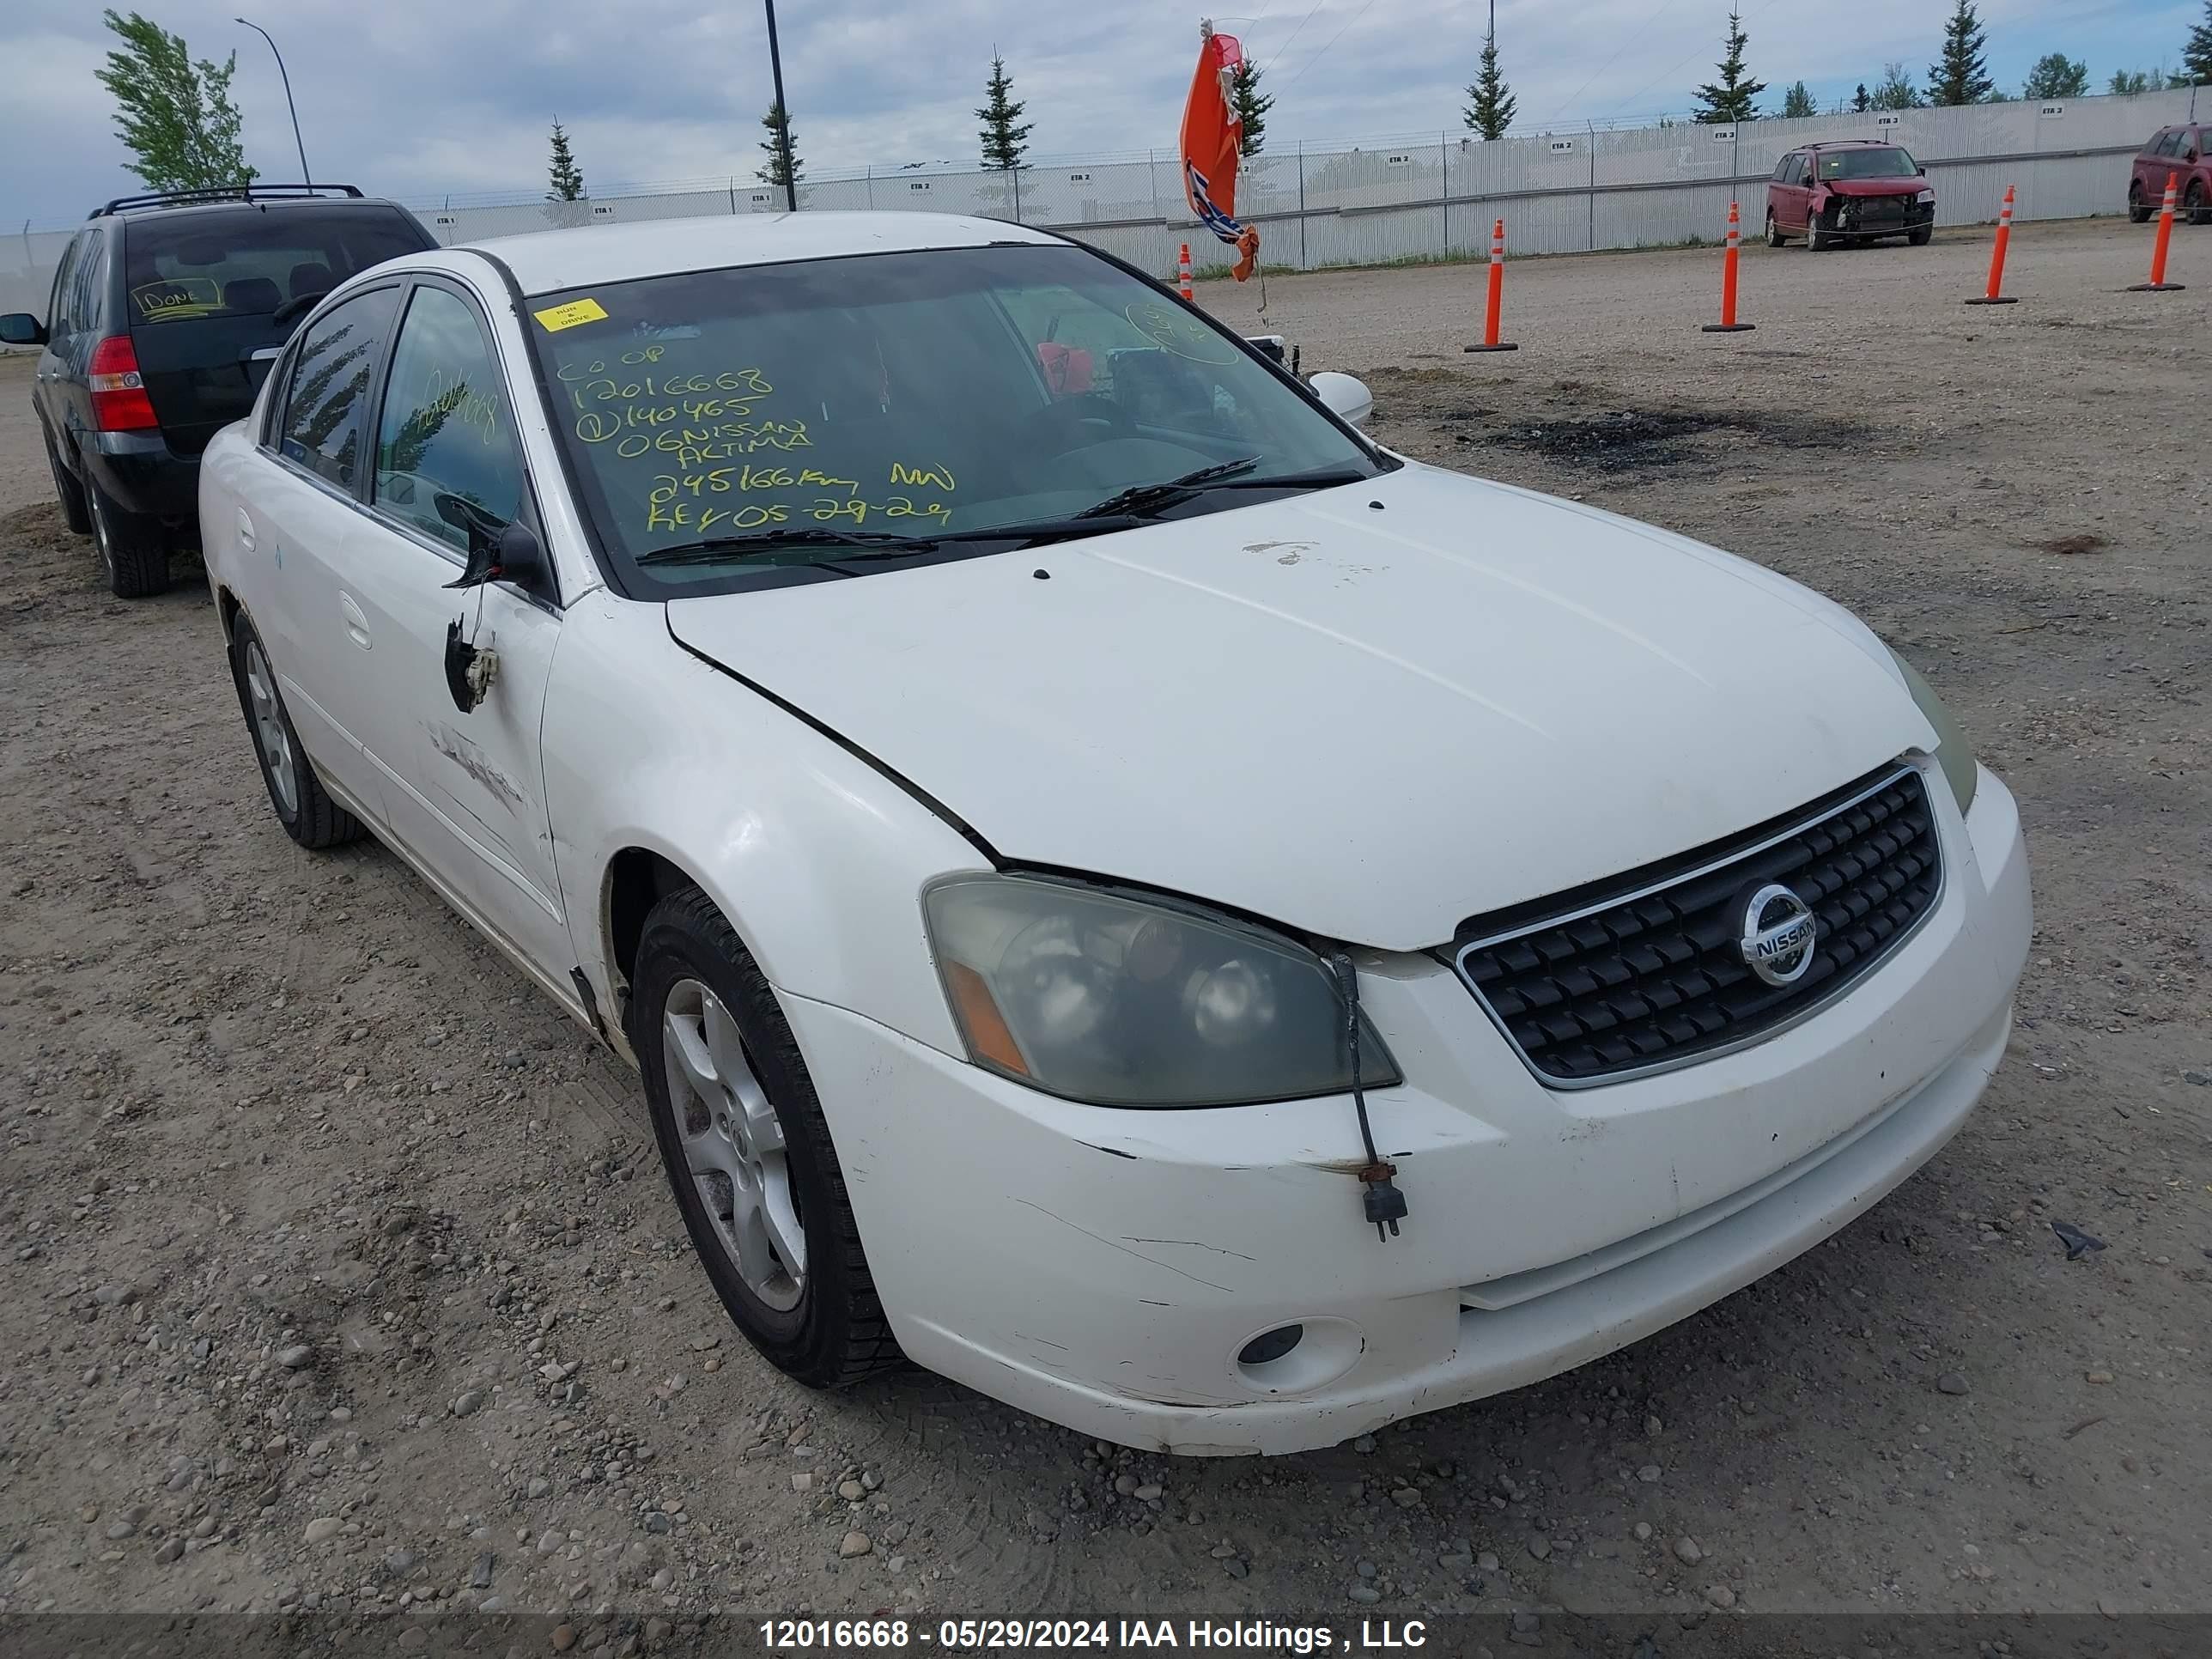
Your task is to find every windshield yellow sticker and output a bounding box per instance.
[533,297,609,332]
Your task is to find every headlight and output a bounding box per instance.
[923,874,1400,1107]
[1916,189,1935,204]
[1887,647,1978,815]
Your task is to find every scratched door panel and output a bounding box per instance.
[347,525,574,983]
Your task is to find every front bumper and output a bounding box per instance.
[787,763,2029,1455]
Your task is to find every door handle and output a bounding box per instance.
[339,592,372,650]
[235,507,256,552]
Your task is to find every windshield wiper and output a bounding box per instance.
[1074,459,1371,521]
[634,527,935,568]
[632,517,1150,571]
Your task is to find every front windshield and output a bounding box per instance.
[1818,147,1917,180]
[522,241,1382,592]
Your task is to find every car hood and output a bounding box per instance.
[1820,175,1925,195]
[665,464,1932,951]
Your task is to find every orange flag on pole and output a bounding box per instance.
[1180,21,1261,282]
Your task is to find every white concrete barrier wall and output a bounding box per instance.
[3,87,2199,319]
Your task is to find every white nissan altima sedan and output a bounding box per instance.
[199,211,2031,1456]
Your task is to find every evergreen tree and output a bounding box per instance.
[2021,54,2087,99]
[1782,81,1816,118]
[94,9,254,194]
[2185,1,2212,83]
[1462,30,1517,139]
[976,52,1032,171]
[1231,58,1274,156]
[1870,60,1921,110]
[1852,82,1871,111]
[1692,11,1765,123]
[1928,0,1995,105]
[546,120,586,202]
[757,103,801,187]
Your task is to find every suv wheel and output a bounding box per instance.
[2128,182,2150,224]
[228,614,365,848]
[1765,210,1786,248]
[630,887,901,1389]
[2188,180,2209,226]
[88,481,171,599]
[43,433,91,536]
[1804,214,1828,252]
[1908,226,1933,246]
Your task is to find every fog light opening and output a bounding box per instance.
[1237,1324,1304,1367]
[1230,1316,1364,1396]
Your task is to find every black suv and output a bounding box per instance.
[1,185,435,597]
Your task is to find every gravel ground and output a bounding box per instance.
[2,216,2208,1644]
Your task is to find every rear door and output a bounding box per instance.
[123,206,430,457]
[245,282,408,819]
[32,232,86,448]
[1780,153,1814,231]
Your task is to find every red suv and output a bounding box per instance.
[1765,140,1935,250]
[2130,126,2210,225]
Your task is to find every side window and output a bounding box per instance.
[372,287,527,555]
[2156,131,2184,158]
[71,236,108,335]
[1771,156,1793,182]
[280,286,402,491]
[46,238,81,335]
[1795,155,1814,185]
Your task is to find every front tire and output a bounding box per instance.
[45,433,90,535]
[1908,227,1932,246]
[1804,214,1828,252]
[631,888,899,1389]
[228,614,364,849]
[88,479,169,599]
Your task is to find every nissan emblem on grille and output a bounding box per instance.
[1739,883,1819,986]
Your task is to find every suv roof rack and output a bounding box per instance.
[91,184,365,219]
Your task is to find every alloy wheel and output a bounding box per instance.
[662,977,805,1312]
[242,639,299,818]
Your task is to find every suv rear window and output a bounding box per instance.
[122,209,427,325]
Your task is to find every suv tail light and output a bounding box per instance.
[88,335,158,431]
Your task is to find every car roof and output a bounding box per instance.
[95,191,409,224]
[1801,139,1899,151]
[462,211,1065,297]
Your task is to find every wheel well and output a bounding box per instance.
[216,586,240,644]
[606,848,700,997]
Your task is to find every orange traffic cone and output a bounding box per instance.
[1965,185,2019,305]
[1463,219,1518,353]
[1178,242,1194,303]
[2127,172,2186,293]
[1701,202,1755,333]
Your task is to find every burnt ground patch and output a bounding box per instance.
[1361,368,1861,471]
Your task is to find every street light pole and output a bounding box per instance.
[236,17,310,185]
[763,0,798,212]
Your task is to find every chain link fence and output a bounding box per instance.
[6,87,2202,322]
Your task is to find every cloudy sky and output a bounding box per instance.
[4,0,2199,227]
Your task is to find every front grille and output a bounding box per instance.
[1450,765,1943,1085]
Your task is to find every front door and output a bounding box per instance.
[344,278,574,983]
[1782,154,1815,231]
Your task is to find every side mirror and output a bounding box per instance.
[0,312,46,347]
[1917,164,1927,176]
[439,497,544,590]
[1310,370,1374,428]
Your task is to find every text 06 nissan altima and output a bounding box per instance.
[198,212,2030,1456]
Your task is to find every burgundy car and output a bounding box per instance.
[1765,140,1936,250]
[2130,125,2210,225]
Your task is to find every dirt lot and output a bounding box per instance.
[2,216,2208,1645]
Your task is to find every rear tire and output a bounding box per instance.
[2128,184,2150,224]
[630,887,900,1390]
[228,613,365,849]
[1765,210,1786,248]
[45,433,91,535]
[88,479,170,599]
